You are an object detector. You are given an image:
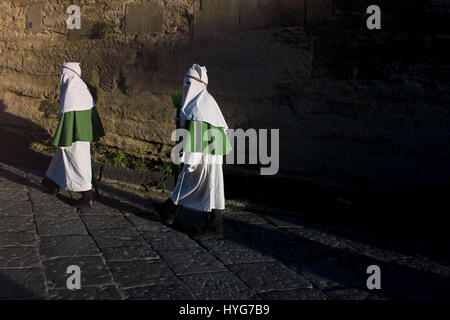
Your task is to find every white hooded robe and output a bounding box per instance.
[46,62,95,192]
[171,64,229,212]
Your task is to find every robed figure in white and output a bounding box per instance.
[155,64,231,238]
[42,62,105,207]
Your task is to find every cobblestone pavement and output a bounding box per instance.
[1,161,449,300]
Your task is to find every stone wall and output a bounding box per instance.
[1,0,450,195]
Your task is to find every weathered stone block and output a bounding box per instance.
[1,216,35,233]
[26,3,42,34]
[239,0,263,30]
[124,283,195,300]
[0,246,40,269]
[259,288,330,300]
[0,268,46,299]
[159,248,227,275]
[0,201,32,217]
[278,0,305,26]
[336,0,411,13]
[201,239,275,265]
[139,227,199,250]
[180,272,257,299]
[326,288,389,300]
[102,246,160,261]
[48,285,122,300]
[77,203,124,216]
[240,0,304,30]
[100,165,172,191]
[194,0,241,33]
[312,39,353,79]
[107,260,180,288]
[39,235,100,259]
[67,18,97,41]
[288,258,362,291]
[43,256,114,290]
[306,0,332,22]
[90,228,147,249]
[0,232,37,246]
[36,218,88,236]
[82,215,131,231]
[125,1,164,34]
[334,0,363,12]
[228,262,311,293]
[196,0,304,32]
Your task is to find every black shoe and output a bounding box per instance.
[154,199,180,226]
[76,190,94,209]
[41,177,60,196]
[192,210,224,240]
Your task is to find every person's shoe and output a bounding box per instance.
[76,190,94,209]
[192,210,224,240]
[41,177,60,196]
[154,199,180,226]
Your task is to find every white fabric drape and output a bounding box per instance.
[180,64,228,129]
[171,64,227,212]
[47,62,94,192]
[171,154,225,212]
[46,141,92,192]
[59,62,95,115]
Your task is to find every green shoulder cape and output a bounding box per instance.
[183,120,232,155]
[52,106,105,147]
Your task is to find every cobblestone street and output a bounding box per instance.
[1,161,449,300]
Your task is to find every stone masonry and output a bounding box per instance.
[1,161,449,300]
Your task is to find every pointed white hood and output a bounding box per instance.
[180,64,228,129]
[59,62,95,115]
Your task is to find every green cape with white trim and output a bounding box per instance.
[52,106,105,147]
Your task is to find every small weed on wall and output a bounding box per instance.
[39,99,59,119]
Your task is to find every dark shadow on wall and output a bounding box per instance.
[0,99,52,171]
[0,274,45,300]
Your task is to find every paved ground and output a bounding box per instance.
[1,161,449,300]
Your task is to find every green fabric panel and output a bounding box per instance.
[184,120,232,155]
[52,107,105,147]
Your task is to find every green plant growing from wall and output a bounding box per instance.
[134,157,152,172]
[102,21,117,38]
[161,163,173,176]
[92,21,118,39]
[88,147,176,177]
[156,180,166,192]
[39,99,59,119]
[172,91,183,110]
[105,151,131,168]
[91,143,105,162]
